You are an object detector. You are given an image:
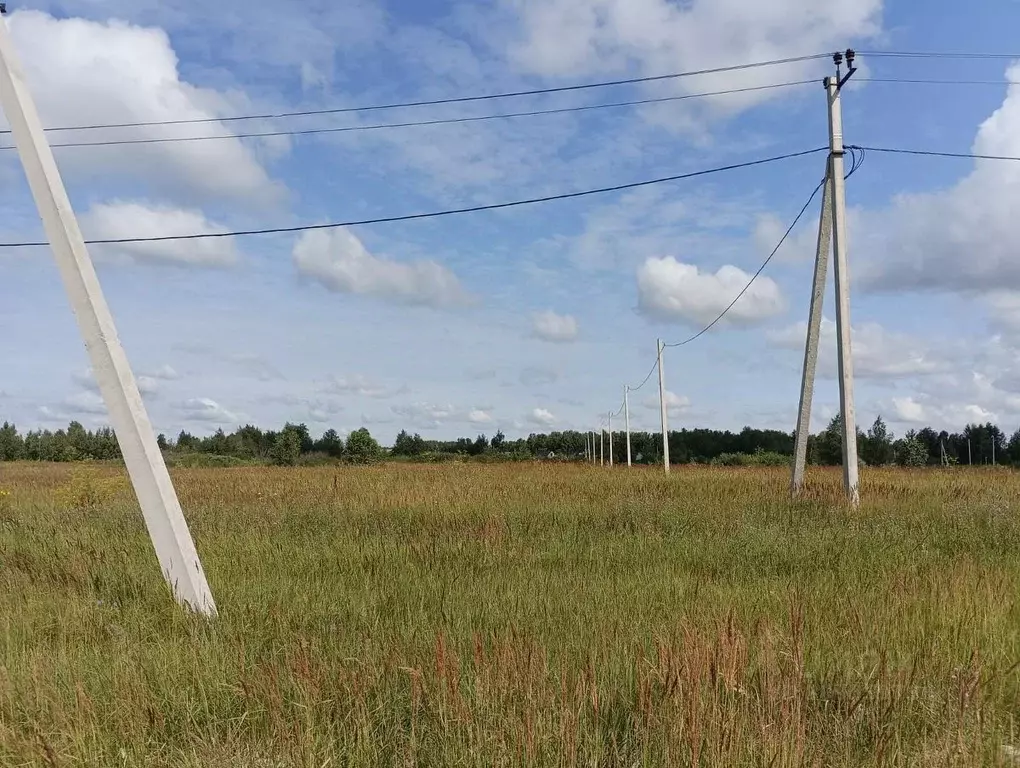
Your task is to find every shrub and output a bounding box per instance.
[165,453,253,469]
[710,449,790,467]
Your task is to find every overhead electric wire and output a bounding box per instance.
[0,81,818,152]
[849,145,1020,162]
[844,145,866,179]
[0,53,832,137]
[627,359,659,394]
[0,147,827,249]
[623,154,858,400]
[858,77,1020,86]
[857,50,1020,60]
[1,50,1011,139]
[663,175,827,350]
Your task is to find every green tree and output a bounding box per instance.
[177,430,198,451]
[470,434,488,456]
[895,436,928,467]
[92,427,120,460]
[816,415,844,466]
[861,415,894,467]
[23,431,42,460]
[346,428,381,465]
[1008,428,1020,465]
[316,429,345,458]
[270,426,302,466]
[0,422,24,461]
[490,430,506,452]
[66,421,92,460]
[392,429,414,456]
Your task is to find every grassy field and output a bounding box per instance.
[1,462,1019,766]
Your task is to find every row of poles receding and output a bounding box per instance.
[585,338,671,473]
[590,51,863,508]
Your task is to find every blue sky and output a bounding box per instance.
[3,0,1020,443]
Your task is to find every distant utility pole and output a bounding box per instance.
[968,439,972,466]
[657,339,670,474]
[992,436,996,466]
[791,49,860,507]
[608,411,614,467]
[600,427,605,467]
[0,11,216,614]
[624,385,633,467]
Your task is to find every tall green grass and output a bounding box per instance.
[0,462,1018,765]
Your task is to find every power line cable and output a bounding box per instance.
[627,359,659,393]
[849,145,1020,161]
[858,77,1020,86]
[0,81,817,152]
[0,54,832,137]
[857,50,1020,60]
[663,175,827,349]
[0,147,827,249]
[845,145,866,179]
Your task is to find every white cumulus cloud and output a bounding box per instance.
[5,10,284,205]
[891,395,997,429]
[179,398,240,425]
[83,202,240,267]
[146,365,180,381]
[858,66,1020,296]
[293,229,470,309]
[527,407,556,427]
[72,368,160,396]
[768,318,945,379]
[469,409,495,425]
[497,0,881,124]
[892,397,927,424]
[636,257,785,326]
[531,310,579,343]
[326,374,402,399]
[643,391,690,416]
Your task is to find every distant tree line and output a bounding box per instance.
[0,415,1015,468]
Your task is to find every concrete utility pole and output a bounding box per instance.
[657,339,670,474]
[0,11,216,614]
[600,427,605,466]
[790,163,833,497]
[827,50,860,507]
[608,412,614,467]
[624,385,632,467]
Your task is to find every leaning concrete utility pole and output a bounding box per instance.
[790,164,833,496]
[0,10,216,614]
[657,339,670,474]
[827,50,860,507]
[624,385,632,467]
